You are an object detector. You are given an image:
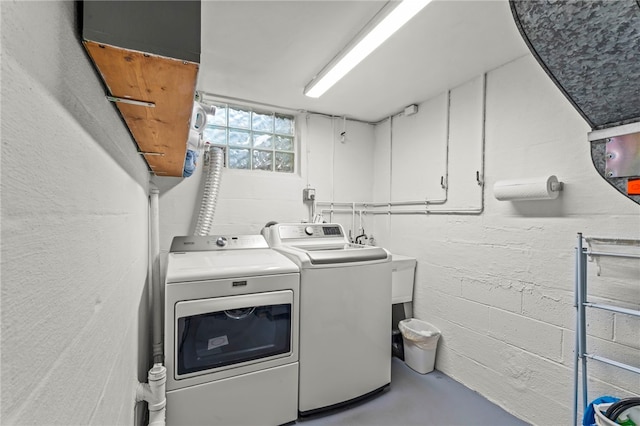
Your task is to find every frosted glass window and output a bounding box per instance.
[252,112,273,132]
[274,135,293,151]
[229,107,250,129]
[275,115,294,135]
[208,105,227,126]
[252,150,273,171]
[203,127,227,145]
[253,133,273,149]
[200,101,295,173]
[275,152,294,173]
[229,129,251,147]
[229,149,250,169]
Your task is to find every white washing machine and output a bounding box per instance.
[164,235,299,426]
[264,223,392,416]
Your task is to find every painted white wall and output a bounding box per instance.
[446,76,484,209]
[307,115,376,239]
[1,2,151,424]
[390,92,448,203]
[373,55,640,425]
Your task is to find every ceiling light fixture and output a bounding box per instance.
[304,0,432,98]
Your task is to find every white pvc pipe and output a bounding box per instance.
[149,186,162,363]
[137,363,167,426]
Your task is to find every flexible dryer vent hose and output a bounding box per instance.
[194,146,224,236]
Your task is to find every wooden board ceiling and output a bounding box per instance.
[84,41,199,176]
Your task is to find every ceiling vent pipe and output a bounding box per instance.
[509,0,640,205]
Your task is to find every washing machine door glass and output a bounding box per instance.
[175,290,293,377]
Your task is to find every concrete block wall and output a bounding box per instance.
[1,2,151,424]
[371,55,640,425]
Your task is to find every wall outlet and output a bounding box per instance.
[303,188,316,202]
[404,104,418,116]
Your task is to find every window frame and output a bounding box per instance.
[201,102,296,174]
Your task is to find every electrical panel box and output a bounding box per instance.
[303,188,316,202]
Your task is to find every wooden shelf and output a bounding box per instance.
[84,41,199,177]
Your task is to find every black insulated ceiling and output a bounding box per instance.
[509,0,640,131]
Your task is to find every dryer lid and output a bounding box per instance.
[165,248,299,283]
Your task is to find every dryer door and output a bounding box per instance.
[174,290,293,379]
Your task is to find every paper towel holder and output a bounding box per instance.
[493,175,564,201]
[550,180,564,192]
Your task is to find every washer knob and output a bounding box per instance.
[304,226,314,236]
[216,237,228,247]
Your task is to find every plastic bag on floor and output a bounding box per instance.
[399,319,441,350]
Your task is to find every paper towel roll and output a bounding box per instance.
[493,175,561,201]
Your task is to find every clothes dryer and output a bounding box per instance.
[164,235,299,426]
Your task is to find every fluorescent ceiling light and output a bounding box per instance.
[304,0,432,98]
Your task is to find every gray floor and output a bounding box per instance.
[296,358,530,426]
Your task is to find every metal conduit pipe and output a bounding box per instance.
[194,146,224,236]
[321,206,484,216]
[315,88,453,216]
[317,74,487,219]
[315,201,356,207]
[316,199,447,208]
[321,208,364,215]
[370,208,484,215]
[369,87,454,210]
[410,74,486,216]
[369,199,447,207]
[318,193,481,218]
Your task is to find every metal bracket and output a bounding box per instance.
[605,132,640,178]
[107,96,155,108]
[440,176,447,189]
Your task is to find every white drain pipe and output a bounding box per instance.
[149,186,163,363]
[137,363,167,426]
[140,185,166,426]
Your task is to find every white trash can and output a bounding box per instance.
[398,319,441,374]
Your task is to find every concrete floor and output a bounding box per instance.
[296,357,530,426]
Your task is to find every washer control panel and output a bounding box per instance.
[276,224,344,240]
